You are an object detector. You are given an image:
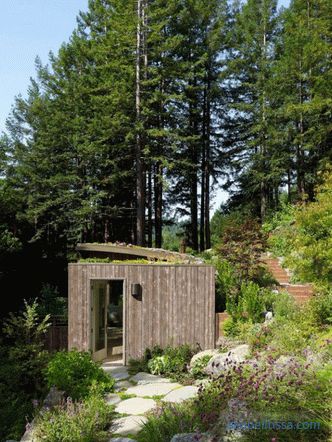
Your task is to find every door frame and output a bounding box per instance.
[89,277,126,364]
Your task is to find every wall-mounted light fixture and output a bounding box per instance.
[131,283,142,300]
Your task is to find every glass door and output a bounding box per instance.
[91,281,108,361]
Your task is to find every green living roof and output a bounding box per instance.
[76,242,203,264]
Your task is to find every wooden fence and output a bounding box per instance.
[44,323,68,352]
[215,312,229,342]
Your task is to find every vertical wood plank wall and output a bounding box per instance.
[68,264,215,363]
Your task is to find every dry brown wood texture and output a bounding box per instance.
[68,264,215,363]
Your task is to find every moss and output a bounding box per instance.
[78,257,192,265]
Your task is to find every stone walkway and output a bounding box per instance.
[102,361,199,441]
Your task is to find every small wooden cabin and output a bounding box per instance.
[68,243,215,364]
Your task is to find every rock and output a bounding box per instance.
[114,380,133,392]
[125,382,181,397]
[273,355,295,375]
[205,344,250,376]
[105,393,122,406]
[190,349,218,367]
[111,415,147,436]
[215,336,242,350]
[163,386,199,403]
[115,397,157,415]
[194,378,211,388]
[216,399,252,441]
[264,311,273,321]
[103,366,130,381]
[130,372,171,384]
[303,348,324,366]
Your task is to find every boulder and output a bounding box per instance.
[215,336,242,350]
[205,344,250,376]
[190,349,219,367]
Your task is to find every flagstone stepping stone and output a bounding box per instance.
[130,372,172,385]
[109,438,138,442]
[103,366,130,381]
[126,382,181,397]
[105,393,122,406]
[163,386,199,403]
[115,397,157,415]
[114,380,133,392]
[111,415,147,436]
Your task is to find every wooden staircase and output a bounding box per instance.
[262,257,313,304]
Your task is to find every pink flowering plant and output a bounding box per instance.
[34,386,114,442]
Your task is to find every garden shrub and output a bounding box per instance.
[130,344,196,380]
[147,344,195,376]
[217,218,267,282]
[239,281,265,322]
[287,171,332,284]
[222,317,239,337]
[45,349,115,400]
[0,300,50,441]
[190,355,211,379]
[137,402,205,442]
[148,356,169,375]
[272,292,297,321]
[265,170,332,285]
[212,257,238,312]
[263,202,296,258]
[128,345,163,375]
[34,387,114,442]
[138,354,332,442]
[310,285,332,326]
[226,281,267,325]
[37,283,68,319]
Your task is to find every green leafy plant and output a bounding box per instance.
[138,354,332,442]
[0,300,51,440]
[3,298,51,346]
[222,317,239,337]
[310,285,332,326]
[190,355,211,379]
[148,355,168,375]
[37,283,68,319]
[137,402,205,442]
[265,171,332,285]
[211,257,238,312]
[34,387,114,442]
[128,345,163,375]
[239,281,265,323]
[130,344,196,380]
[45,349,115,400]
[226,281,266,325]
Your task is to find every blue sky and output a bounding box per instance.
[0,0,290,210]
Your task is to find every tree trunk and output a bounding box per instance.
[287,169,292,203]
[204,73,211,250]
[189,83,198,252]
[136,0,145,245]
[147,167,153,247]
[154,163,163,248]
[200,87,206,252]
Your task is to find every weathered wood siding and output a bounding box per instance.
[68,264,215,363]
